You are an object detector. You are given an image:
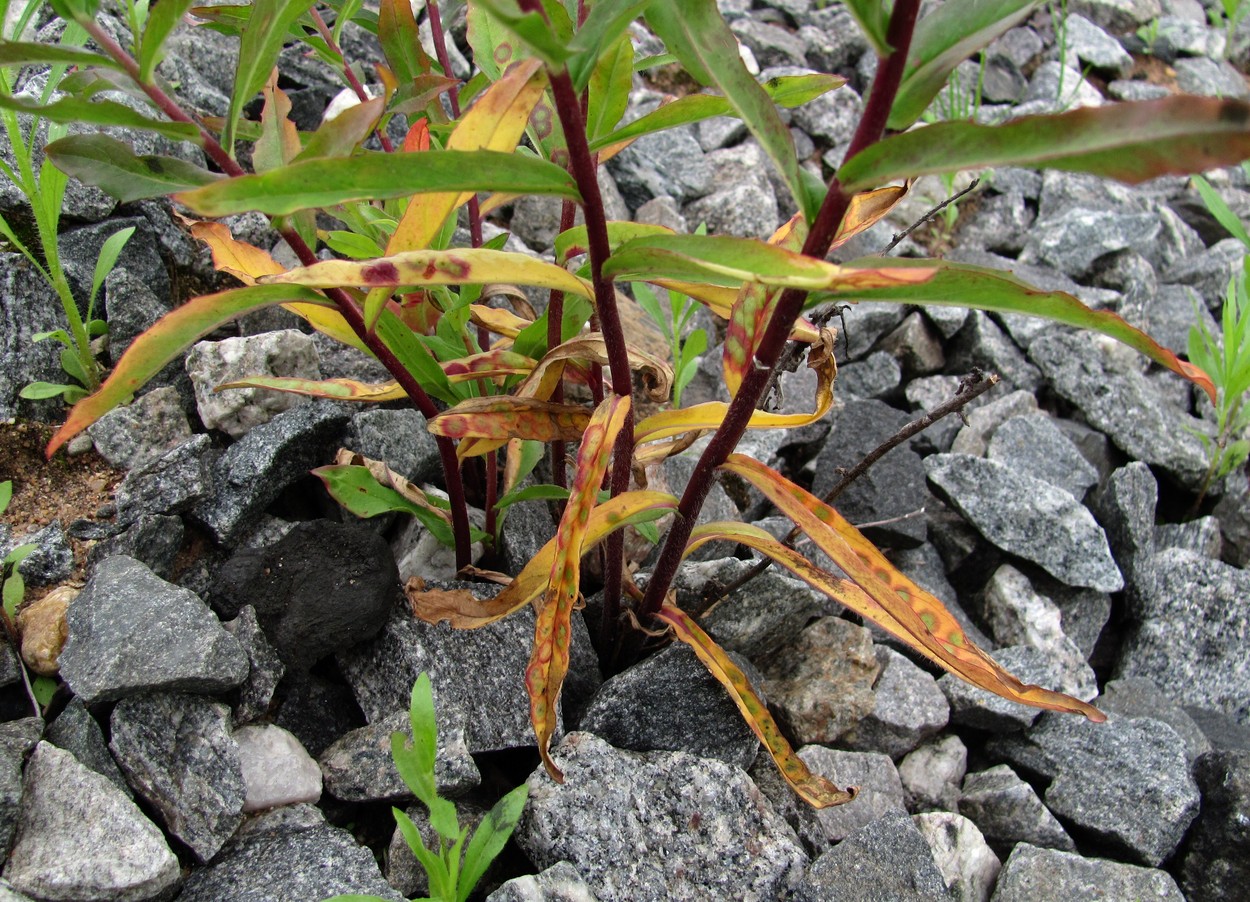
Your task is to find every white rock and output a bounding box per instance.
[913,811,1001,902]
[234,724,322,813]
[899,734,968,813]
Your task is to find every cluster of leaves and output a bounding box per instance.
[0,481,57,716]
[0,0,135,403]
[10,0,1250,807]
[329,673,527,902]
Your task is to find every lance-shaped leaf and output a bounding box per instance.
[294,97,385,161]
[832,182,913,250]
[585,32,634,142]
[843,0,891,56]
[216,375,407,402]
[844,96,1250,193]
[226,0,318,152]
[604,233,936,292]
[470,304,533,339]
[566,0,650,91]
[588,72,844,154]
[378,0,431,83]
[0,41,121,70]
[650,279,822,343]
[888,0,1040,131]
[427,397,592,448]
[472,0,574,68]
[46,284,332,457]
[527,395,631,781]
[175,149,580,217]
[519,336,673,405]
[46,135,218,203]
[555,221,674,266]
[409,489,677,628]
[443,349,537,383]
[655,601,856,809]
[389,58,548,254]
[260,247,594,299]
[718,455,1107,722]
[635,328,836,445]
[0,94,204,142]
[816,258,1216,401]
[643,0,815,222]
[138,0,196,81]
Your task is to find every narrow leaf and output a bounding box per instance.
[458,784,530,902]
[0,41,120,70]
[585,32,634,142]
[139,0,196,81]
[89,225,136,308]
[818,258,1216,401]
[843,96,1250,192]
[719,455,1107,722]
[843,0,892,56]
[428,397,592,447]
[0,93,203,143]
[216,375,407,402]
[295,98,384,161]
[46,134,219,203]
[526,394,631,781]
[1192,174,1250,249]
[472,0,573,68]
[378,0,431,83]
[176,149,580,216]
[226,0,318,152]
[46,284,332,457]
[656,601,857,808]
[566,0,650,91]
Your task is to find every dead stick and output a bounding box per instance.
[880,177,981,256]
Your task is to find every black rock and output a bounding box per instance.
[222,605,286,724]
[1179,750,1250,902]
[85,514,184,581]
[114,433,217,526]
[0,253,64,422]
[4,522,72,587]
[212,519,400,671]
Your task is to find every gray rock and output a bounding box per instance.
[114,433,216,525]
[1179,750,1250,902]
[899,735,968,814]
[3,522,72,588]
[176,806,402,901]
[318,708,479,802]
[234,724,322,813]
[878,312,946,378]
[110,692,245,862]
[991,843,1183,901]
[839,301,908,360]
[959,764,1074,854]
[607,102,712,209]
[1156,515,1222,559]
[339,591,600,752]
[759,617,880,745]
[950,389,1039,457]
[904,376,974,454]
[212,519,399,671]
[1098,677,1212,766]
[1116,547,1250,723]
[813,400,928,549]
[1174,56,1249,96]
[5,743,179,902]
[1022,208,1160,276]
[634,195,687,232]
[1070,0,1163,33]
[957,192,1034,256]
[86,387,191,471]
[798,746,908,843]
[988,713,1199,866]
[684,152,779,238]
[1214,478,1250,567]
[951,313,1045,395]
[0,254,62,421]
[1018,62,1103,112]
[86,514,184,580]
[579,644,759,769]
[487,860,600,902]
[794,813,951,902]
[940,645,1091,732]
[694,115,747,152]
[517,732,808,901]
[59,555,248,704]
[791,71,864,144]
[841,646,950,760]
[223,605,285,724]
[191,399,352,546]
[991,27,1045,69]
[509,168,628,252]
[344,407,442,485]
[501,496,556,580]
[730,18,808,68]
[1065,14,1133,75]
[1090,461,1158,592]
[913,812,1001,902]
[925,454,1123,592]
[1163,237,1244,311]
[45,700,129,798]
[986,415,1098,499]
[0,720,41,869]
[1107,79,1172,101]
[676,557,826,659]
[840,350,903,400]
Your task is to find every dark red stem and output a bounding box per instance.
[636,0,923,622]
[309,6,395,152]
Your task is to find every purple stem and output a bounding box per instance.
[309,7,395,152]
[636,0,923,623]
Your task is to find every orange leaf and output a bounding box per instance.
[830,181,913,251]
[655,601,857,809]
[427,397,592,455]
[215,375,407,402]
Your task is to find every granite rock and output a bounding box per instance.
[793,813,950,902]
[991,844,1183,901]
[958,764,1074,854]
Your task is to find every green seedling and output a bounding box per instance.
[632,281,707,407]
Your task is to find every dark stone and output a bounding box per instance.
[794,813,950,902]
[988,713,1200,866]
[211,519,400,671]
[85,514,184,581]
[878,312,946,378]
[109,692,246,862]
[1022,208,1161,277]
[45,699,130,798]
[1089,462,1157,594]
[59,555,248,704]
[579,644,760,769]
[345,407,442,485]
[946,313,1041,394]
[959,764,1073,854]
[223,605,285,724]
[1179,750,1250,902]
[0,719,42,868]
[114,433,217,526]
[272,672,366,760]
[501,495,557,579]
[191,400,352,546]
[840,646,949,760]
[993,844,1183,901]
[4,522,72,587]
[812,399,928,549]
[0,253,63,422]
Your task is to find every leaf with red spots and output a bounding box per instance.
[717,455,1106,723]
[215,375,407,402]
[427,397,592,452]
[655,601,857,809]
[527,394,631,781]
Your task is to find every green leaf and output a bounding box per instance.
[378,0,431,84]
[175,149,581,217]
[1192,174,1250,250]
[644,1,711,84]
[89,225,136,311]
[844,0,892,56]
[457,783,529,902]
[888,0,1041,130]
[312,464,481,547]
[0,480,11,515]
[46,134,220,203]
[842,96,1250,192]
[0,93,203,143]
[510,294,593,360]
[0,41,119,70]
[46,283,333,456]
[2,571,24,621]
[138,0,195,81]
[30,675,57,709]
[226,0,319,153]
[585,33,634,142]
[294,97,384,162]
[818,257,1218,400]
[374,306,460,406]
[639,0,815,222]
[566,0,650,90]
[47,0,100,26]
[2,543,37,569]
[472,0,574,68]
[18,381,77,401]
[393,807,453,898]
